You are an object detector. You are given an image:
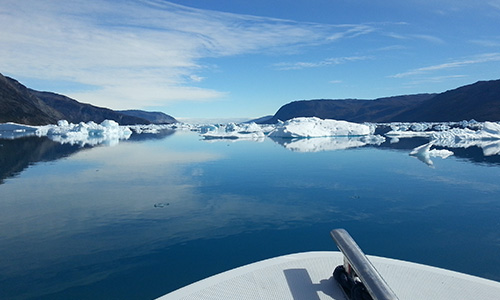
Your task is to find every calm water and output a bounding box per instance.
[1,130,500,299]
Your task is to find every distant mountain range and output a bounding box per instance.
[2,72,500,125]
[263,79,500,123]
[0,73,177,125]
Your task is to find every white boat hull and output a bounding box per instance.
[157,251,500,300]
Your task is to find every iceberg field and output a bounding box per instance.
[0,120,133,146]
[386,121,500,157]
[1,118,500,157]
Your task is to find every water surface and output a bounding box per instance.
[1,131,500,299]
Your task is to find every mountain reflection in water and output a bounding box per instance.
[1,130,500,300]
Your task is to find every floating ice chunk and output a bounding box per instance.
[268,117,373,138]
[482,141,500,156]
[129,123,178,134]
[410,142,454,166]
[410,123,432,132]
[36,120,132,146]
[200,122,266,140]
[271,135,385,152]
[429,122,500,156]
[0,123,38,139]
[432,124,450,131]
[385,130,435,138]
[481,121,500,136]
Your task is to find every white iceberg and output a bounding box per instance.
[200,122,267,140]
[268,117,373,138]
[385,121,500,156]
[410,142,454,166]
[0,122,38,139]
[272,135,385,152]
[385,130,435,138]
[36,120,132,146]
[432,121,500,140]
[430,122,500,156]
[128,123,178,134]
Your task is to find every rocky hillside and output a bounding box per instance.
[391,79,500,122]
[265,79,500,123]
[266,94,435,123]
[0,74,63,125]
[0,73,177,125]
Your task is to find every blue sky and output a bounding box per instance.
[1,0,500,121]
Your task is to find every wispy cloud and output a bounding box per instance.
[273,56,371,71]
[470,37,500,47]
[390,53,500,78]
[404,75,467,86]
[385,32,444,44]
[489,1,500,10]
[411,34,445,44]
[326,24,375,41]
[329,80,343,84]
[0,0,375,109]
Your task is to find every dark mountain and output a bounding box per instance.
[391,79,500,122]
[0,136,87,184]
[0,73,177,125]
[31,90,151,125]
[0,74,63,125]
[263,79,500,123]
[246,115,273,123]
[117,109,177,124]
[265,94,435,123]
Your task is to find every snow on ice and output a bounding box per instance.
[268,117,374,138]
[0,120,133,146]
[1,118,500,156]
[410,141,454,167]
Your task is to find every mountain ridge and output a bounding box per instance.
[263,79,500,123]
[0,73,177,125]
[2,72,499,125]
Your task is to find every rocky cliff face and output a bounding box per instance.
[0,73,177,125]
[265,79,500,123]
[0,74,63,125]
[266,94,435,123]
[391,79,500,122]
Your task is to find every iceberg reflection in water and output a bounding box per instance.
[1,117,500,299]
[2,117,500,158]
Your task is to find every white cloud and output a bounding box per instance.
[391,53,500,78]
[273,56,371,71]
[470,37,500,47]
[411,34,445,44]
[385,32,445,44]
[329,80,343,84]
[0,0,371,109]
[326,24,375,41]
[489,1,500,10]
[189,75,205,83]
[404,75,467,86]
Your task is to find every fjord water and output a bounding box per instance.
[1,131,500,299]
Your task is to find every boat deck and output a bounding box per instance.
[157,251,500,300]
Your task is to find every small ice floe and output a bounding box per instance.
[0,122,38,139]
[200,122,267,141]
[128,124,176,134]
[268,117,374,138]
[271,135,385,152]
[385,121,481,138]
[37,120,132,146]
[410,142,454,166]
[431,121,500,156]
